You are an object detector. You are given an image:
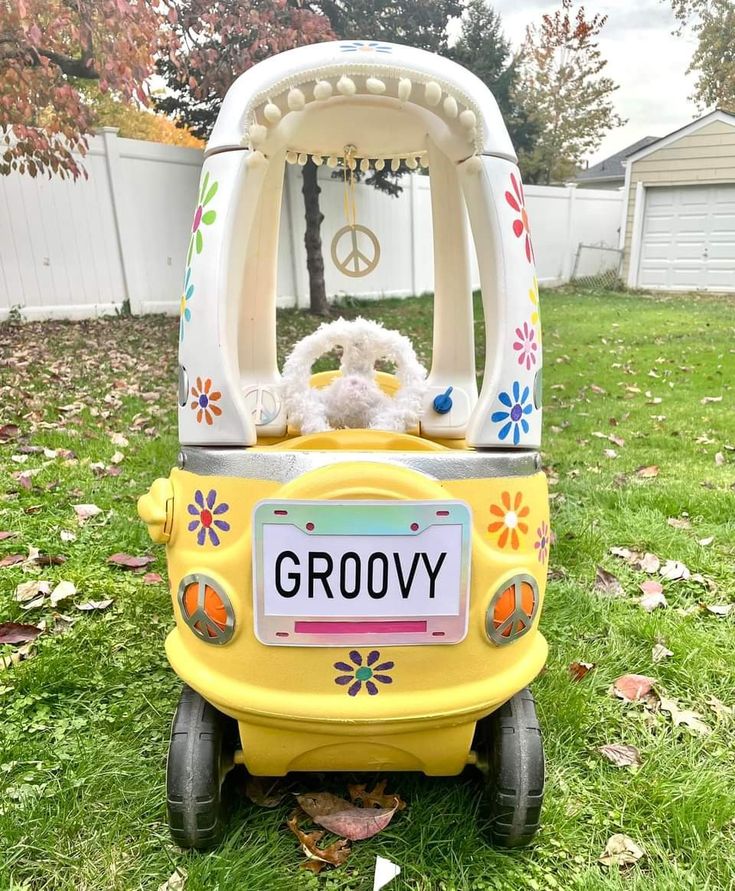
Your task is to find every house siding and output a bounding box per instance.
[622,119,735,281]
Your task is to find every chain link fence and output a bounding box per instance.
[570,243,625,291]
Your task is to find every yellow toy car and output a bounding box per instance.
[139,39,549,850]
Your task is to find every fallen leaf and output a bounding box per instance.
[76,599,113,611]
[287,812,351,872]
[598,744,641,768]
[107,553,155,570]
[667,517,690,530]
[296,792,400,841]
[569,661,596,681]
[0,424,20,441]
[599,833,645,867]
[612,674,656,702]
[60,530,77,543]
[73,503,102,522]
[0,554,25,568]
[700,396,722,404]
[33,553,66,567]
[610,546,636,562]
[0,622,42,645]
[110,432,129,447]
[639,589,667,612]
[14,580,51,604]
[348,780,406,812]
[245,776,289,808]
[636,465,659,478]
[0,641,36,671]
[704,604,732,617]
[652,643,673,663]
[50,580,76,607]
[636,553,660,573]
[603,448,618,459]
[697,536,714,547]
[594,566,624,598]
[660,560,690,581]
[658,698,711,735]
[110,450,125,465]
[0,532,18,541]
[373,855,401,891]
[707,697,734,719]
[143,572,163,584]
[714,452,725,466]
[158,868,186,891]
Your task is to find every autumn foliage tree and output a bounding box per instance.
[514,0,623,184]
[669,0,735,110]
[0,0,171,178]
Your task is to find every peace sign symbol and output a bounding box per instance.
[486,574,539,645]
[177,574,234,645]
[331,224,381,277]
[243,386,281,426]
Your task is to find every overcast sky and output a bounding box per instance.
[474,0,701,165]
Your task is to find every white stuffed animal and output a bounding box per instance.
[281,317,427,435]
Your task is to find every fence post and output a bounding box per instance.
[100,127,142,313]
[562,183,578,283]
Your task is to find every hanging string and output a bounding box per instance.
[342,144,357,228]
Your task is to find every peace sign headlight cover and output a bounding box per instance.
[177,573,235,645]
[486,574,539,646]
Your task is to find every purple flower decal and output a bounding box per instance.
[187,489,230,546]
[535,521,550,563]
[491,381,533,445]
[334,650,394,696]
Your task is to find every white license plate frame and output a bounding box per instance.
[252,500,471,646]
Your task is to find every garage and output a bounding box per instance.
[622,109,735,292]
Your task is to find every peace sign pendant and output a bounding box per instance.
[330,224,381,278]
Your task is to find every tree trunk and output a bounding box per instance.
[301,159,330,316]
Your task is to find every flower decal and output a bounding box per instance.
[334,650,394,696]
[179,267,194,341]
[513,321,538,370]
[339,40,392,54]
[488,491,530,550]
[187,171,218,264]
[505,172,533,263]
[529,276,540,326]
[190,377,222,425]
[535,521,550,563]
[491,381,533,445]
[187,489,230,546]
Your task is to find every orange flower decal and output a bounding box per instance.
[190,377,222,425]
[488,491,530,550]
[505,172,534,263]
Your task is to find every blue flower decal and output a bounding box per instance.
[179,267,194,341]
[334,650,394,696]
[491,381,533,445]
[187,489,230,546]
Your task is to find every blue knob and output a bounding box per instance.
[433,386,454,414]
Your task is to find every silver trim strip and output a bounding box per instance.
[179,447,541,481]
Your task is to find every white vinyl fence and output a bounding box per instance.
[0,128,624,320]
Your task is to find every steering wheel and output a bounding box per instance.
[281,317,427,435]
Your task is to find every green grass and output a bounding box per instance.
[0,287,734,891]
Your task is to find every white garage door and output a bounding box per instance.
[637,184,735,291]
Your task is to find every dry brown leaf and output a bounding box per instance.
[569,661,596,682]
[636,552,661,573]
[652,643,673,663]
[158,868,186,891]
[636,465,659,478]
[598,744,642,768]
[599,833,645,867]
[594,566,624,598]
[700,396,722,404]
[143,572,163,584]
[107,553,155,570]
[610,546,636,562]
[287,812,351,871]
[612,674,656,701]
[704,604,732,617]
[14,580,51,604]
[0,622,42,645]
[50,580,76,607]
[714,452,725,466]
[658,698,711,736]
[0,640,36,671]
[110,432,130,447]
[60,530,77,543]
[347,779,406,811]
[639,589,667,612]
[76,599,113,611]
[660,560,690,581]
[0,554,25,568]
[706,697,734,719]
[667,517,690,530]
[0,531,18,541]
[73,503,102,522]
[296,792,400,841]
[245,776,289,808]
[697,536,714,547]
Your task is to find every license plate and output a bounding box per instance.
[252,500,471,646]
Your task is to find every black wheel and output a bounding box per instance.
[166,685,240,849]
[474,687,544,847]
